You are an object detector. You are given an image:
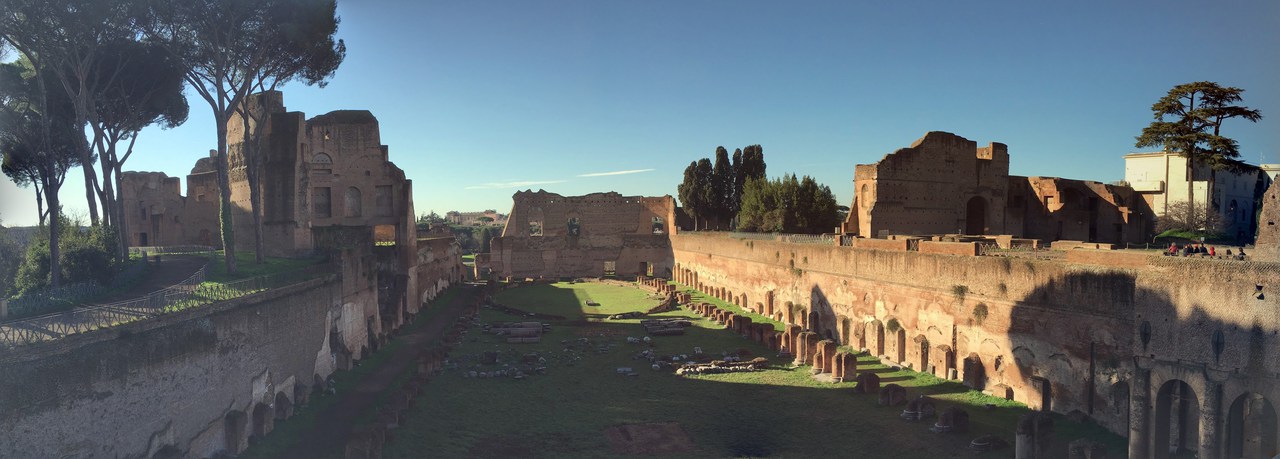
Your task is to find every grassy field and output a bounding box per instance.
[239,289,464,459]
[386,281,1126,458]
[203,251,326,283]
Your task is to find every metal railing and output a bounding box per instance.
[714,231,836,245]
[128,245,216,256]
[0,263,334,349]
[2,260,152,320]
[977,243,1058,259]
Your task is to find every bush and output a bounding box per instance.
[12,217,122,295]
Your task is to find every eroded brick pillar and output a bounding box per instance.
[1199,382,1223,459]
[816,340,837,372]
[1128,367,1150,459]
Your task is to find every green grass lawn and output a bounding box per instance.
[386,281,1126,458]
[239,289,463,459]
[203,251,326,284]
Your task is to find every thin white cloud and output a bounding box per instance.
[577,168,655,177]
[464,180,567,190]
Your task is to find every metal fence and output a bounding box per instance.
[0,263,334,349]
[2,260,152,320]
[715,231,836,245]
[977,243,1058,260]
[129,245,216,256]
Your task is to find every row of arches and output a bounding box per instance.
[1138,377,1278,459]
[221,385,307,456]
[673,264,958,378]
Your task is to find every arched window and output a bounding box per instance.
[345,187,362,217]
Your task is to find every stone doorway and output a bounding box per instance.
[1153,379,1200,459]
[965,197,986,235]
[1227,392,1278,459]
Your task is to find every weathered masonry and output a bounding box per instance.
[672,232,1279,459]
[845,131,1154,244]
[486,190,677,279]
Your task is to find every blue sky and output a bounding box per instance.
[2,0,1278,226]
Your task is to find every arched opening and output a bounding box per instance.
[224,410,246,454]
[941,345,956,378]
[962,353,985,390]
[916,335,930,373]
[808,310,821,333]
[1227,392,1278,459]
[275,392,292,420]
[1031,376,1052,412]
[867,321,885,356]
[251,402,272,439]
[784,302,795,325]
[965,196,987,235]
[567,217,581,236]
[1110,381,1130,432]
[840,318,852,346]
[344,187,362,217]
[894,328,907,363]
[1153,379,1200,459]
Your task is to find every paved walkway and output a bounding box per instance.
[0,255,208,347]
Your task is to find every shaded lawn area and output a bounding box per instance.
[203,251,326,284]
[386,282,1127,458]
[239,289,464,459]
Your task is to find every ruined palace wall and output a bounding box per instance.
[854,132,1009,237]
[491,191,676,278]
[0,278,340,459]
[671,233,1280,437]
[416,236,465,309]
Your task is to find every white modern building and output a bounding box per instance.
[1124,151,1269,242]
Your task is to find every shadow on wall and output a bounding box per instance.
[1002,270,1279,459]
[809,285,837,342]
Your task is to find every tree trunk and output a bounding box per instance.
[1186,156,1196,230]
[114,165,128,258]
[215,114,237,274]
[45,185,61,288]
[33,181,45,226]
[81,163,99,225]
[240,108,266,264]
[1206,168,1217,232]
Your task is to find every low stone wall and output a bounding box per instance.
[918,240,978,256]
[851,238,909,251]
[0,278,340,458]
[1064,249,1152,269]
[670,232,1280,446]
[1050,240,1115,251]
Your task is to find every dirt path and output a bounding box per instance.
[85,254,209,305]
[277,286,477,459]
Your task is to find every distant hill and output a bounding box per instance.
[1,225,40,248]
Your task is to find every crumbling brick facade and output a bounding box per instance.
[844,132,1153,244]
[487,190,677,279]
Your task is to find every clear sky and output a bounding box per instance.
[2,0,1278,227]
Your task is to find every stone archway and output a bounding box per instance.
[1227,392,1278,459]
[965,196,987,235]
[916,335,930,373]
[893,328,907,363]
[1153,379,1200,459]
[275,392,292,420]
[840,317,853,346]
[224,410,247,454]
[251,402,272,439]
[866,321,885,356]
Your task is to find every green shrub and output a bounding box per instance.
[972,303,989,325]
[13,218,122,295]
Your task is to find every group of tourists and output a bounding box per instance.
[1166,242,1247,260]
